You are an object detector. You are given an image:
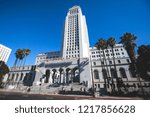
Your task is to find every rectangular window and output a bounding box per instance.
[118,60,121,63]
[95,84,97,88]
[109,61,112,64]
[126,59,130,63]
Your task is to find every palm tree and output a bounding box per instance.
[23,49,31,66]
[96,38,111,90]
[108,37,118,92]
[120,33,137,70]
[14,49,31,67]
[95,40,106,89]
[137,45,150,80]
[18,49,25,66]
[120,33,144,94]
[14,49,22,66]
[0,61,9,86]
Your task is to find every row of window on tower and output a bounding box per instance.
[67,34,79,41]
[68,15,78,23]
[67,42,79,47]
[66,51,79,54]
[68,15,78,30]
[67,15,79,51]
[66,54,79,58]
[69,8,79,14]
[67,47,79,51]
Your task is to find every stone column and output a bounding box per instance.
[63,72,66,84]
[68,71,72,83]
[49,71,53,84]
[60,71,64,84]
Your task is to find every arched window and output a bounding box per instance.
[52,69,57,83]
[23,73,29,82]
[111,68,118,78]
[20,73,24,81]
[45,69,50,83]
[129,68,136,78]
[7,74,10,80]
[93,62,96,65]
[59,68,64,83]
[73,67,79,83]
[94,70,99,79]
[119,68,127,78]
[11,74,15,81]
[15,73,19,81]
[102,69,107,79]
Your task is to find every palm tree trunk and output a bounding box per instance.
[23,56,27,66]
[99,49,107,91]
[20,60,24,66]
[13,59,18,67]
[17,59,21,67]
[106,48,115,93]
[111,47,119,91]
[102,50,111,89]
[109,48,115,92]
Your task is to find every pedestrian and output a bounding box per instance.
[27,87,30,92]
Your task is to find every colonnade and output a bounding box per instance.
[44,67,80,84]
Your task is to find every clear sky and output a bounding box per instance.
[0,0,150,67]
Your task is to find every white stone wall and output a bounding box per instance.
[3,66,36,89]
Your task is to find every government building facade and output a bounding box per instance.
[3,6,150,95]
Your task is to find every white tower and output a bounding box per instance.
[62,6,90,59]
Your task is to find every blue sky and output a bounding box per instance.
[0,0,150,67]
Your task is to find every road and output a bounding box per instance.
[0,90,142,100]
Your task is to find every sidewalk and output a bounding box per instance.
[0,88,143,100]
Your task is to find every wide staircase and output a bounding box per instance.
[30,83,88,94]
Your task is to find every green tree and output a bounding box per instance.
[95,38,111,90]
[14,48,31,67]
[137,45,150,80]
[14,49,22,66]
[95,40,107,89]
[19,49,25,66]
[107,37,117,92]
[120,33,137,71]
[23,49,31,66]
[0,61,9,85]
[120,33,144,94]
